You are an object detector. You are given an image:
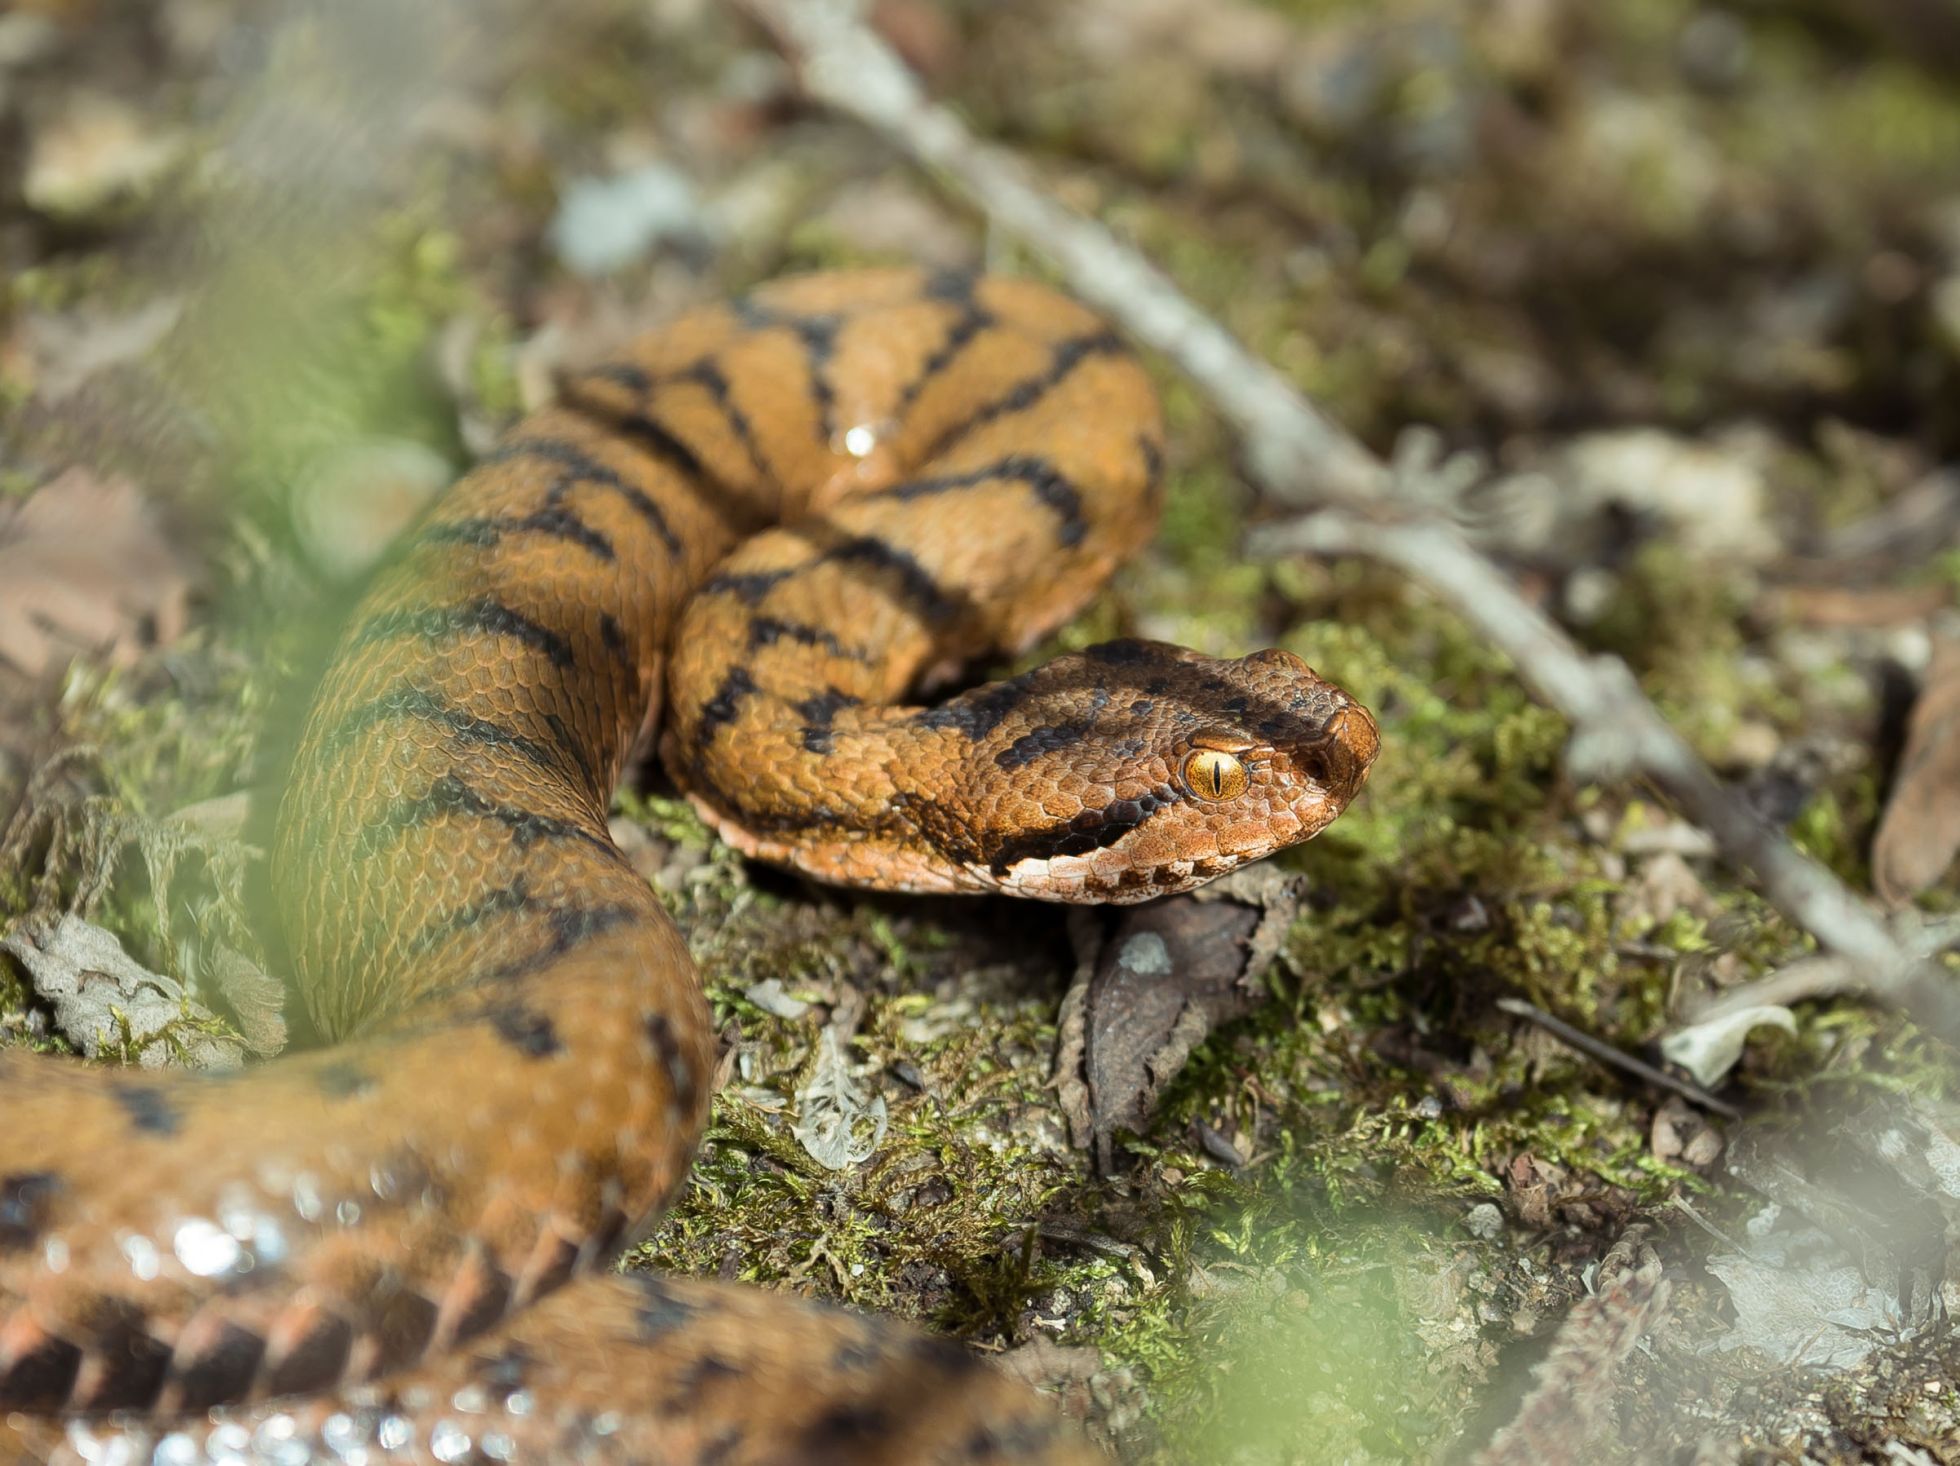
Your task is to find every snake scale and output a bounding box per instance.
[0,269,1379,1464]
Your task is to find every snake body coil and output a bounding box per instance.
[0,271,1377,1464]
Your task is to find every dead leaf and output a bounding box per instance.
[0,913,242,1070]
[1650,1095,1724,1170]
[1618,849,1715,929]
[22,296,182,403]
[1504,1153,1564,1229]
[23,93,185,219]
[1659,1003,1797,1087]
[290,438,451,581]
[792,1027,887,1171]
[1873,638,1960,907]
[0,468,191,677]
[992,1336,1105,1391]
[1705,1221,1905,1370]
[204,944,287,1058]
[1055,865,1297,1172]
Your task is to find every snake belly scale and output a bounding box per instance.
[0,270,1379,1464]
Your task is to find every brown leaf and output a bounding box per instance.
[1054,867,1298,1173]
[1650,1095,1724,1170]
[1873,639,1960,907]
[0,468,190,677]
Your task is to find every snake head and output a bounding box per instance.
[923,639,1379,903]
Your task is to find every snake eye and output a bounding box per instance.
[1182,747,1249,802]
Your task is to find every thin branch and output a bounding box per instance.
[1495,998,1741,1119]
[735,0,1950,1036]
[1692,911,1960,1022]
[1250,514,1914,979]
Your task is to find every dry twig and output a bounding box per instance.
[1495,998,1741,1119]
[734,0,1956,1036]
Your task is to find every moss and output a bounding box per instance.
[9,2,1960,1458]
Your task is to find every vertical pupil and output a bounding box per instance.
[1208,759,1222,796]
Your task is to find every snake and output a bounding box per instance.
[0,269,1379,1464]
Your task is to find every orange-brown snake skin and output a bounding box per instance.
[0,270,1379,1464]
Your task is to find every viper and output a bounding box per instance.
[0,269,1378,1464]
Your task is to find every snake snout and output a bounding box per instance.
[1319,702,1382,794]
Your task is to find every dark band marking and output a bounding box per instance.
[599,613,630,665]
[421,505,615,562]
[880,454,1086,548]
[327,688,587,796]
[677,358,771,483]
[629,1275,700,1340]
[786,317,840,437]
[476,1348,535,1406]
[794,687,861,754]
[913,671,1036,740]
[475,900,642,986]
[368,773,617,863]
[802,1404,895,1451]
[924,269,979,304]
[732,298,841,437]
[994,688,1108,768]
[171,1323,267,1412]
[489,1006,562,1059]
[981,789,1175,874]
[995,720,1094,770]
[747,615,859,660]
[821,536,959,627]
[701,569,790,606]
[353,599,574,672]
[908,1332,975,1371]
[0,1331,82,1410]
[586,361,651,394]
[0,1171,60,1251]
[829,1338,882,1373]
[918,330,1124,462]
[484,437,683,560]
[694,666,759,748]
[643,1012,696,1107]
[314,1062,376,1100]
[409,881,544,957]
[417,878,638,979]
[897,294,995,414]
[111,1083,181,1137]
[678,1353,742,1390]
[445,1258,514,1345]
[546,902,639,951]
[600,403,709,490]
[370,1290,439,1377]
[964,1420,1064,1460]
[81,1322,171,1412]
[1084,639,1159,665]
[264,1314,353,1397]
